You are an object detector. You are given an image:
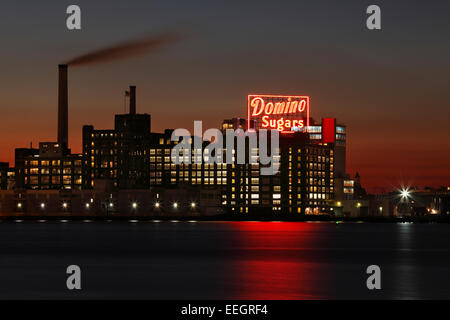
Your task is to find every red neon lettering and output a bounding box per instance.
[285,119,291,129]
[251,97,265,116]
[277,118,285,131]
[262,115,269,127]
[298,100,306,112]
[289,101,298,113]
[285,98,291,113]
[248,95,310,132]
[264,102,274,115]
[274,102,284,114]
[261,117,304,132]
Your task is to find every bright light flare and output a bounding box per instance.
[400,188,410,199]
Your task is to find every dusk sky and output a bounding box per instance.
[0,0,449,192]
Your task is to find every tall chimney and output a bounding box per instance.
[58,64,68,149]
[129,85,136,115]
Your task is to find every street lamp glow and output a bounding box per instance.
[190,202,196,208]
[173,202,178,209]
[132,202,138,209]
[17,202,22,208]
[154,202,160,208]
[40,203,45,209]
[109,202,114,208]
[85,203,90,208]
[62,202,68,208]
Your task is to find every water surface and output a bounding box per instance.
[0,221,449,299]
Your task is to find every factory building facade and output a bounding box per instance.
[80,92,339,215]
[82,86,152,190]
[5,65,356,215]
[0,162,14,190]
[15,143,83,190]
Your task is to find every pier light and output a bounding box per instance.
[190,202,196,209]
[132,202,138,209]
[85,203,90,209]
[154,202,160,208]
[62,202,68,209]
[173,202,178,209]
[109,202,114,208]
[17,202,22,209]
[400,188,411,199]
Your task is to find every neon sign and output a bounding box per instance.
[247,94,310,133]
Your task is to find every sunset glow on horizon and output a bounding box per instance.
[1,0,449,193]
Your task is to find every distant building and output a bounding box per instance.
[82,86,151,189]
[14,143,82,190]
[143,129,335,214]
[0,162,9,190]
[394,187,450,217]
[307,119,347,179]
[14,147,38,188]
[3,81,365,216]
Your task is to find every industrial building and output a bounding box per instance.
[1,64,370,216]
[14,65,83,191]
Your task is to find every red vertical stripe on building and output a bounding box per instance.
[322,118,335,143]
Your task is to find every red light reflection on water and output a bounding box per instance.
[225,222,331,299]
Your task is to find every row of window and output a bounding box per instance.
[25,168,82,174]
[25,160,82,166]
[25,176,82,185]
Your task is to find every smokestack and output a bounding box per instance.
[58,64,68,149]
[129,85,136,115]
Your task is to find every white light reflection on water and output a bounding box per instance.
[393,222,419,299]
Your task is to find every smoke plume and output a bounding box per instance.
[65,32,182,67]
